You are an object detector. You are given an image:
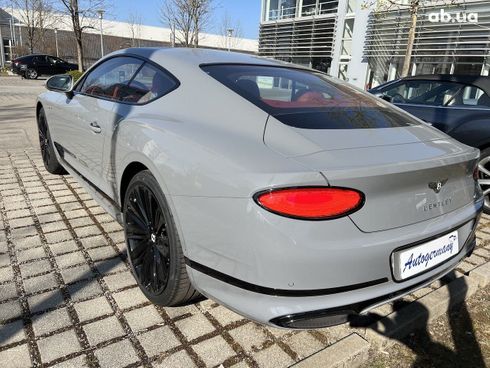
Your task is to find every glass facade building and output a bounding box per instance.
[259,0,371,88]
[260,0,344,71]
[260,0,490,89]
[364,0,490,87]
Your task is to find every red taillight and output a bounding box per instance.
[254,187,364,220]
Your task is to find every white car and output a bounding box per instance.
[36,48,483,328]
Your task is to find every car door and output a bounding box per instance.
[45,56,61,75]
[54,56,144,191]
[33,55,50,75]
[376,80,490,146]
[53,57,71,74]
[376,80,462,121]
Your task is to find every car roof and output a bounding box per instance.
[109,47,308,71]
[17,54,50,59]
[400,74,490,94]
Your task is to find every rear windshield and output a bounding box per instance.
[202,64,421,129]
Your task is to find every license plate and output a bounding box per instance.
[392,230,459,281]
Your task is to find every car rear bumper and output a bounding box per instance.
[11,65,26,75]
[187,230,477,328]
[176,193,482,328]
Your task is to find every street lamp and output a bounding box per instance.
[96,9,105,58]
[54,28,59,57]
[227,28,234,52]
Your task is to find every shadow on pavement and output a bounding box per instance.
[349,271,485,368]
[0,256,123,347]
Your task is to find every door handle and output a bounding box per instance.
[90,122,102,134]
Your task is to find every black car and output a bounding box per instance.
[11,54,78,79]
[369,74,490,212]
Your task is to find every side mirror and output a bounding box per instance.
[46,74,74,98]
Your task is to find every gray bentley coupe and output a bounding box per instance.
[36,48,483,328]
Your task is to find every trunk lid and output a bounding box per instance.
[264,117,479,232]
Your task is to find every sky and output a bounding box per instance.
[112,0,262,40]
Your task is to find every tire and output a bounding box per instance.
[37,108,67,175]
[123,170,200,306]
[477,148,490,214]
[26,68,38,79]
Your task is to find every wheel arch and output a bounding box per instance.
[36,101,43,123]
[119,161,149,206]
[117,159,190,257]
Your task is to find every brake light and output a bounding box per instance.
[254,187,364,220]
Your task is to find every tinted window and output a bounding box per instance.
[47,56,63,64]
[446,85,490,108]
[202,64,420,129]
[124,63,178,104]
[80,57,143,100]
[381,80,465,106]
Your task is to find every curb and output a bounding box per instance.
[294,261,490,367]
[291,333,369,368]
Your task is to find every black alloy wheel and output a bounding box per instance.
[38,111,51,165]
[123,170,200,306]
[26,68,38,79]
[37,108,67,175]
[125,184,171,295]
[478,148,490,214]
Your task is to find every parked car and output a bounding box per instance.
[36,49,483,329]
[369,75,490,212]
[11,54,78,79]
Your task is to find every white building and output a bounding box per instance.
[0,8,258,67]
[259,0,490,89]
[259,0,370,88]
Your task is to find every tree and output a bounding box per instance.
[160,0,214,48]
[36,0,56,52]
[219,12,242,51]
[10,0,53,53]
[367,0,456,77]
[127,11,142,47]
[57,0,105,71]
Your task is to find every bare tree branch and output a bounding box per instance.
[56,0,106,71]
[365,0,456,77]
[160,0,214,48]
[127,11,142,47]
[218,11,242,50]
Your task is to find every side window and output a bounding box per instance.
[47,56,58,64]
[447,85,490,108]
[382,81,464,106]
[123,63,178,104]
[79,57,143,100]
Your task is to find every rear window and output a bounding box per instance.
[202,64,421,129]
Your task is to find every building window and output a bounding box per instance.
[301,0,317,16]
[319,0,338,15]
[341,19,354,57]
[346,0,357,13]
[267,0,296,21]
[338,63,349,80]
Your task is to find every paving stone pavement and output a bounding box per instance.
[0,76,489,368]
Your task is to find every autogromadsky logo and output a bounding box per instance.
[427,9,479,24]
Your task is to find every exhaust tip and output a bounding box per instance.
[270,309,354,329]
